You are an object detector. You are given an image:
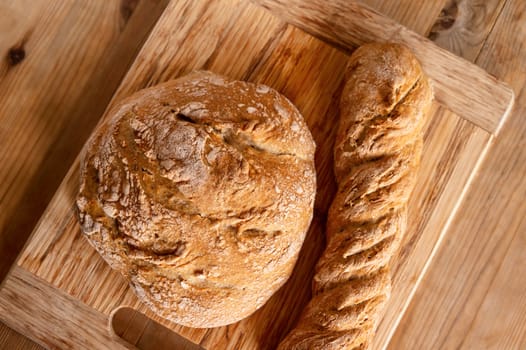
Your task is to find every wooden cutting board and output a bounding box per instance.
[0,0,513,349]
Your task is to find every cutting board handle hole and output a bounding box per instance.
[110,306,202,349]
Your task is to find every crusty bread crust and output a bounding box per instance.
[76,71,316,328]
[278,43,433,349]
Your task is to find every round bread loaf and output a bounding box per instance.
[76,71,316,327]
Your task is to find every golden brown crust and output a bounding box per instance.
[278,43,433,349]
[76,71,316,327]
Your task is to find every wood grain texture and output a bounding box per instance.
[459,216,526,349]
[361,0,448,34]
[0,266,130,350]
[0,0,169,282]
[112,308,205,350]
[0,0,506,349]
[389,0,526,349]
[252,0,514,135]
[0,322,43,350]
[428,0,507,59]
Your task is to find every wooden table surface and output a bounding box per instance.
[0,0,524,349]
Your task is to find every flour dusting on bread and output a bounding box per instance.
[76,71,316,327]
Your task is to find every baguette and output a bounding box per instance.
[278,43,433,349]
